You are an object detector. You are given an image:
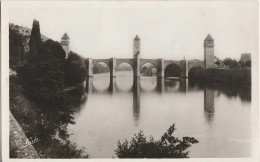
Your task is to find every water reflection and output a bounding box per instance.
[204,88,215,127]
[84,77,217,126]
[179,78,189,93]
[85,77,93,94]
[156,78,164,93]
[86,77,191,94]
[72,76,251,158]
[109,77,116,94]
[133,77,140,125]
[83,77,251,130]
[189,79,251,102]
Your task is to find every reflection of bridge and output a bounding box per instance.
[85,77,190,94]
[85,34,215,78]
[84,77,214,126]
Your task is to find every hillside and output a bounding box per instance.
[10,23,49,53]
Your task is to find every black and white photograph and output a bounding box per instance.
[1,0,259,161]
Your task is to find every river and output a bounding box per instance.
[67,72,251,158]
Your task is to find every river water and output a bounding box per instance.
[67,72,251,158]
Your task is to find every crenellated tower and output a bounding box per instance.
[60,33,70,58]
[204,34,215,69]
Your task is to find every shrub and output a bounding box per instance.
[65,51,87,85]
[115,124,198,158]
[17,39,66,108]
[9,25,25,67]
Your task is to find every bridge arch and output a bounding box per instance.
[188,61,205,71]
[116,59,134,69]
[140,59,158,70]
[140,62,158,77]
[164,63,182,78]
[116,61,134,76]
[92,61,110,76]
[188,65,205,78]
[92,59,110,68]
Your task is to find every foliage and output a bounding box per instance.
[164,64,180,77]
[215,60,221,66]
[223,58,239,69]
[9,25,25,67]
[188,67,204,78]
[10,76,88,158]
[28,20,42,64]
[239,61,246,68]
[11,19,88,158]
[18,39,66,108]
[189,68,251,89]
[245,60,251,67]
[93,63,109,74]
[65,51,87,85]
[115,124,198,158]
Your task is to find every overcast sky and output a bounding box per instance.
[8,1,258,60]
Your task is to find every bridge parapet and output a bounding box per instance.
[140,59,158,69]
[93,59,110,67]
[188,61,205,71]
[164,60,181,70]
[116,59,134,68]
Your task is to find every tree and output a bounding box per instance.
[223,58,239,69]
[239,61,245,68]
[246,60,251,67]
[115,124,198,158]
[65,51,87,85]
[215,60,221,66]
[28,19,42,64]
[223,58,232,67]
[164,64,180,77]
[9,25,25,67]
[18,39,66,108]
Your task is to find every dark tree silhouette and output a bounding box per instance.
[9,26,25,67]
[28,19,42,63]
[164,64,181,77]
[65,51,87,85]
[18,38,66,108]
[246,60,251,67]
[223,58,239,69]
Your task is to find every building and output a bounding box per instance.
[60,33,70,58]
[204,34,215,69]
[240,53,251,63]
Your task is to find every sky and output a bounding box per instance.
[7,1,258,60]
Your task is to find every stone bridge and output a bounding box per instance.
[85,34,215,78]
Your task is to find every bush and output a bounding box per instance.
[65,52,87,85]
[17,39,66,108]
[9,25,25,67]
[115,124,198,158]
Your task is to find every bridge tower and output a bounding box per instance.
[60,33,70,58]
[204,34,215,69]
[133,35,141,77]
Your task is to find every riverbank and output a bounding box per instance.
[190,68,251,85]
[9,75,88,158]
[9,112,40,158]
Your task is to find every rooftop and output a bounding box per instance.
[205,34,214,41]
[61,33,70,40]
[134,35,140,41]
